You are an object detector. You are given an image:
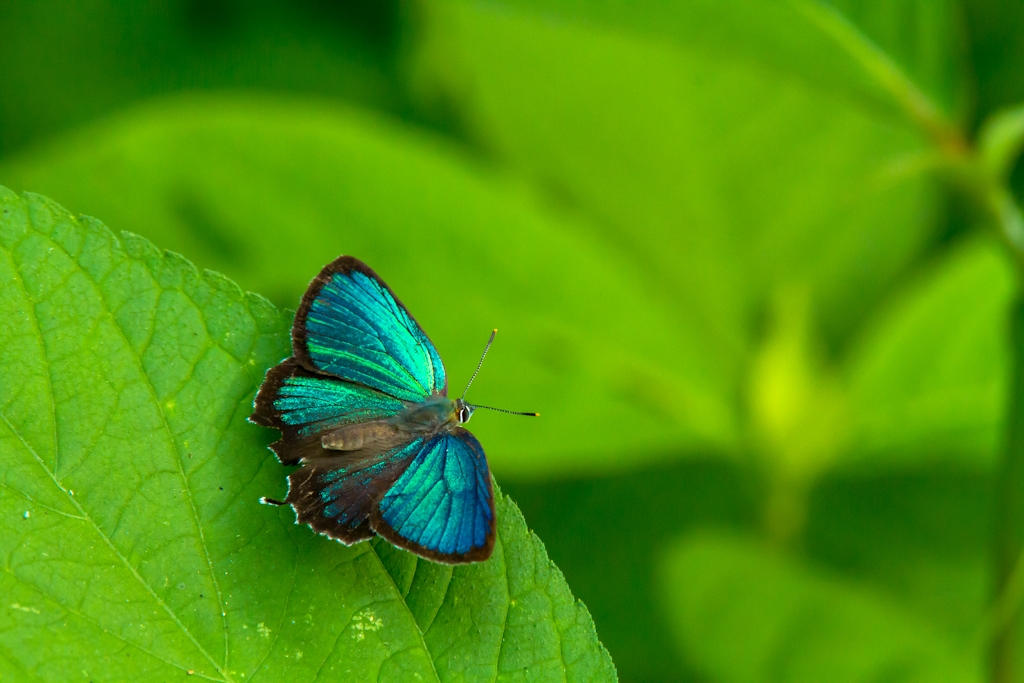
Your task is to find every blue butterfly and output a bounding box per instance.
[250,256,536,564]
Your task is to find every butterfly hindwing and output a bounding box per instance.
[293,256,446,402]
[251,358,406,465]
[284,440,423,544]
[371,428,496,563]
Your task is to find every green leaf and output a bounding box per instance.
[816,0,968,118]
[448,0,967,119]
[979,103,1024,181]
[0,187,616,682]
[0,94,740,478]
[658,533,981,683]
[411,0,939,360]
[845,237,1014,468]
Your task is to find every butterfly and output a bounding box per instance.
[250,256,537,564]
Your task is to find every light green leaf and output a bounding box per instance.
[454,0,967,118]
[845,237,1014,468]
[659,533,981,683]
[411,0,938,362]
[979,103,1024,180]
[818,0,968,117]
[0,187,615,682]
[0,94,740,478]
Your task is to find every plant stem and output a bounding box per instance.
[993,299,1024,683]
[791,0,967,156]
[792,6,1024,677]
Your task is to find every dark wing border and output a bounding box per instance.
[292,255,448,396]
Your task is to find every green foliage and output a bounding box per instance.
[5,0,1024,681]
[0,0,401,156]
[846,238,1014,468]
[0,187,614,682]
[659,534,980,683]
[0,94,737,478]
[412,0,938,367]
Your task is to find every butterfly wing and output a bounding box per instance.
[293,256,446,402]
[284,439,423,544]
[251,358,406,465]
[371,428,496,563]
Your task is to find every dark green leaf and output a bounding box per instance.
[0,0,399,155]
[659,533,980,683]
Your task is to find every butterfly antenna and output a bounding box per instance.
[471,404,540,417]
[462,328,497,399]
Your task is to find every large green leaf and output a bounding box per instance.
[411,0,939,367]
[0,94,739,478]
[454,0,967,118]
[659,533,980,683]
[0,187,615,682]
[845,237,1014,468]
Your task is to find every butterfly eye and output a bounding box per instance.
[459,406,472,423]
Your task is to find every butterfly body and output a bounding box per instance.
[318,393,470,451]
[251,256,497,564]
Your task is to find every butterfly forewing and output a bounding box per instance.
[293,256,446,401]
[250,358,406,465]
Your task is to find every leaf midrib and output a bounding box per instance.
[7,221,234,681]
[0,412,226,682]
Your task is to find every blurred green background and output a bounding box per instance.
[4,1,1024,681]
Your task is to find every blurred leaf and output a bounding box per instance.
[437,0,967,119]
[508,455,995,682]
[0,94,739,477]
[0,187,615,682]
[411,0,939,370]
[659,533,981,683]
[505,459,755,683]
[845,237,1014,468]
[979,103,1024,180]
[0,0,400,156]
[749,287,849,483]
[807,467,992,644]
[819,0,969,118]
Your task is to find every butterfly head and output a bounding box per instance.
[455,398,476,424]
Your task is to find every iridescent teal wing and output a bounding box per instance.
[293,256,446,402]
[371,429,496,563]
[250,358,406,465]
